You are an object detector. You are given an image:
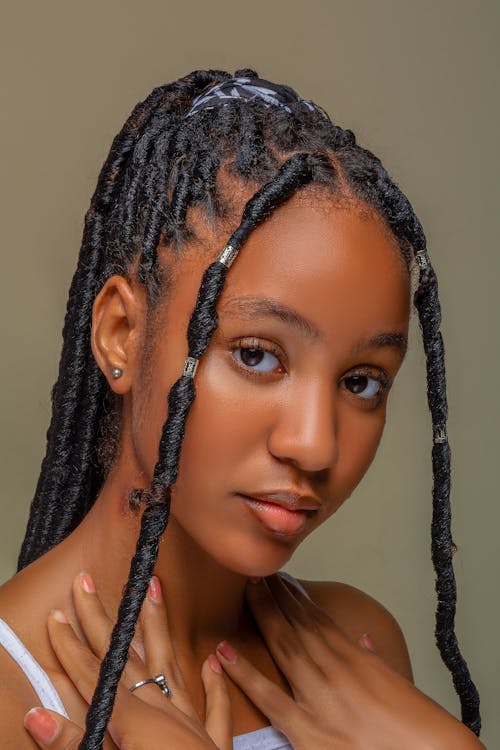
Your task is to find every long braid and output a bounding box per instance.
[80,152,324,749]
[413,244,481,735]
[18,68,481,740]
[340,148,481,733]
[18,71,230,568]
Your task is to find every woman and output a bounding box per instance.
[0,68,484,748]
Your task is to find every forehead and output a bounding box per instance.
[217,198,410,344]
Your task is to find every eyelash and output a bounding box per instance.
[230,338,391,404]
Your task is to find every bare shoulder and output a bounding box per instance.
[0,648,39,748]
[296,577,414,682]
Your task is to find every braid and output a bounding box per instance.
[80,152,322,748]
[339,149,481,733]
[413,249,481,735]
[18,70,229,568]
[18,68,480,741]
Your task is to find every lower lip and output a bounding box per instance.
[239,495,309,535]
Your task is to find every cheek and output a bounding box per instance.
[322,407,387,520]
[175,360,267,485]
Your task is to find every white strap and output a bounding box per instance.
[0,619,68,717]
[233,724,291,749]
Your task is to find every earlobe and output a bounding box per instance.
[91,275,144,393]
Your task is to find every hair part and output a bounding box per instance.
[18,68,481,744]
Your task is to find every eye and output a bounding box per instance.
[231,339,284,376]
[342,371,390,401]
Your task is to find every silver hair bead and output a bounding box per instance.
[415,250,430,269]
[111,368,123,379]
[433,424,448,444]
[182,356,199,378]
[218,244,238,268]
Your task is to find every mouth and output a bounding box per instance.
[238,493,317,536]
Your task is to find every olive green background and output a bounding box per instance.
[0,1,498,745]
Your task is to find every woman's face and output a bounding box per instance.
[129,195,410,576]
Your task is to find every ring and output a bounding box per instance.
[129,673,173,698]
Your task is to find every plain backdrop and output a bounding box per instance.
[0,1,498,746]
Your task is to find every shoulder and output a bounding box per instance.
[0,646,40,748]
[294,577,413,682]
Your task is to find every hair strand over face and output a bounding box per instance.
[18,69,480,745]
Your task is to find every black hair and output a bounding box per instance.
[17,68,480,745]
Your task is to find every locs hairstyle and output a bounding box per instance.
[18,69,480,746]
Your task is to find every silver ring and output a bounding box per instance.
[129,673,172,698]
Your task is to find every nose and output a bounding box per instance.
[266,378,339,473]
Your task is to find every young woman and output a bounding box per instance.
[0,68,484,749]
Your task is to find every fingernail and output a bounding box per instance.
[24,707,61,743]
[360,632,376,652]
[248,576,262,584]
[79,571,95,594]
[50,609,68,624]
[148,575,162,603]
[216,640,237,663]
[207,653,223,673]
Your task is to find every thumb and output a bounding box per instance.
[24,708,82,750]
[201,654,233,750]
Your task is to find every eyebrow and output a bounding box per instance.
[219,295,408,356]
[220,295,322,342]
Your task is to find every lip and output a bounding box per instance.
[238,491,319,536]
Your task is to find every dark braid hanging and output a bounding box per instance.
[413,249,481,735]
[81,153,324,748]
[17,68,481,745]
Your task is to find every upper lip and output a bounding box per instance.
[240,491,321,513]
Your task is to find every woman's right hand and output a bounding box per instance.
[23,574,232,750]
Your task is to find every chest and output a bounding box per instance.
[50,641,293,743]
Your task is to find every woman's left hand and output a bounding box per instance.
[215,574,485,750]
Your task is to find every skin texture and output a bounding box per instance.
[1,195,482,748]
[23,575,484,750]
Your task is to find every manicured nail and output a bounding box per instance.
[50,609,68,624]
[248,576,262,584]
[216,640,237,663]
[360,632,376,652]
[207,653,223,673]
[79,571,95,594]
[24,707,61,743]
[148,575,162,603]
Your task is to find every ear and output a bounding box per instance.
[91,275,145,394]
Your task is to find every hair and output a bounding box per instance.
[17,68,480,745]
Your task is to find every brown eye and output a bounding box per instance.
[343,373,385,399]
[233,344,282,374]
[240,348,265,367]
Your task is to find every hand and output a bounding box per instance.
[215,574,485,750]
[24,574,232,750]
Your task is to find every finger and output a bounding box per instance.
[262,575,331,660]
[47,610,162,715]
[358,632,377,653]
[141,577,198,719]
[71,576,166,708]
[73,573,147,669]
[201,655,233,750]
[23,707,113,750]
[243,578,326,686]
[72,573,146,673]
[47,610,103,705]
[72,572,113,658]
[215,641,300,737]
[272,574,357,650]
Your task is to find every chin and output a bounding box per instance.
[210,536,299,579]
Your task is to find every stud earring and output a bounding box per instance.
[111,368,123,379]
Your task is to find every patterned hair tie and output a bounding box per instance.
[185,76,318,118]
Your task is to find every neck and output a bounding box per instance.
[65,473,256,658]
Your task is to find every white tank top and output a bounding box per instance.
[0,572,306,749]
